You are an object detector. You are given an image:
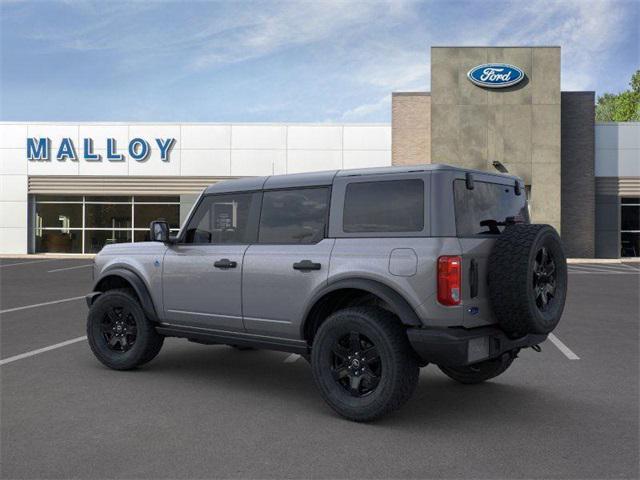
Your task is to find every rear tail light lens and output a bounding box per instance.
[438,256,461,306]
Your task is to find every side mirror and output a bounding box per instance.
[150,220,170,243]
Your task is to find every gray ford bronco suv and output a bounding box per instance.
[86,164,567,421]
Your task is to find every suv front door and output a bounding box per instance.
[242,187,334,340]
[162,192,260,331]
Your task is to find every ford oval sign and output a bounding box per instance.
[467,63,524,88]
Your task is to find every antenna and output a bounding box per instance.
[492,161,509,173]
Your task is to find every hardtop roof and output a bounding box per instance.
[203,163,521,194]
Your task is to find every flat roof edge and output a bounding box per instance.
[392,92,431,96]
[431,45,560,48]
[0,121,392,126]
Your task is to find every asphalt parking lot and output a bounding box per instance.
[1,258,638,479]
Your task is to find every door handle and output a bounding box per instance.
[293,260,321,271]
[214,258,237,269]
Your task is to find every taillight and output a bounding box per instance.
[437,256,461,306]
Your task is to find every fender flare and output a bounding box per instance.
[301,277,422,338]
[91,268,159,322]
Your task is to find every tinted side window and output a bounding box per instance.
[343,179,424,233]
[184,193,258,244]
[259,188,329,244]
[454,180,529,236]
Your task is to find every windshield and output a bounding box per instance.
[454,179,529,236]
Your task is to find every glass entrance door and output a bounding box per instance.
[621,197,640,257]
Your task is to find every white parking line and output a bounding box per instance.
[48,264,93,273]
[0,296,85,315]
[284,353,301,363]
[568,264,640,274]
[0,259,57,268]
[569,270,639,275]
[572,264,637,271]
[548,333,580,360]
[0,336,87,366]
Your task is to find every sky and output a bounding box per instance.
[1,0,638,123]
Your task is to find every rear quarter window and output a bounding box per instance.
[454,180,529,236]
[343,179,424,233]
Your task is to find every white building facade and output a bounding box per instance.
[1,121,638,257]
[0,123,391,254]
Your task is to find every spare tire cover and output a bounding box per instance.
[487,224,567,337]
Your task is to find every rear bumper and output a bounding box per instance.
[407,325,547,367]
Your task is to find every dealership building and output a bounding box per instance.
[1,46,638,257]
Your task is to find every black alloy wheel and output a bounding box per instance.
[101,306,137,352]
[532,247,557,312]
[87,288,164,370]
[331,331,381,397]
[311,306,419,422]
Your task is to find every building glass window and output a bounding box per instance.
[621,197,640,257]
[35,230,83,254]
[84,230,133,254]
[134,204,180,229]
[33,195,181,254]
[85,204,132,229]
[35,203,83,229]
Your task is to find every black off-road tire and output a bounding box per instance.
[87,288,164,370]
[311,306,419,422]
[488,224,567,338]
[439,353,515,384]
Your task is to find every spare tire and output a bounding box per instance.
[487,224,567,337]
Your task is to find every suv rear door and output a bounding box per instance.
[242,186,334,340]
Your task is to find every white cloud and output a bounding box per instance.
[341,94,390,121]
[189,1,414,71]
[443,0,632,91]
[342,42,429,92]
[3,0,636,121]
[336,0,635,118]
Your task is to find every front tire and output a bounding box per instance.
[438,353,515,384]
[311,307,419,422]
[87,289,164,370]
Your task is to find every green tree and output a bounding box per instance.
[596,70,640,122]
[631,70,640,93]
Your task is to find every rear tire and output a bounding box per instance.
[87,289,164,370]
[438,353,515,384]
[311,306,419,422]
